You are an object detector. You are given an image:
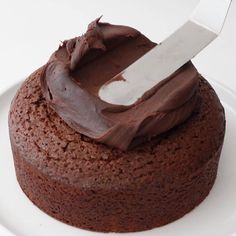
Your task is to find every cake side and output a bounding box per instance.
[12,141,222,232]
[8,68,225,232]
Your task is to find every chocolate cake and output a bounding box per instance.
[9,18,225,232]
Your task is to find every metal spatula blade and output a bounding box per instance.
[99,0,232,106]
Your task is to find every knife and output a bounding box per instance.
[99,0,232,105]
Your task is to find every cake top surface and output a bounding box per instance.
[9,71,225,188]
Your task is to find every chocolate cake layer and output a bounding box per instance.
[9,69,225,232]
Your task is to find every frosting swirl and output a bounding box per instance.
[41,18,199,150]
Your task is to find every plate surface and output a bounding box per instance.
[0,79,236,236]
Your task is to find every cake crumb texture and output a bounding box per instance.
[9,68,225,232]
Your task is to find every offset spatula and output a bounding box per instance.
[99,0,232,105]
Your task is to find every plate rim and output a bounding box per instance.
[0,77,236,236]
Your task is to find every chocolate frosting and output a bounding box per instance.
[41,18,199,150]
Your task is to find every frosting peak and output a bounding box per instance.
[41,18,199,150]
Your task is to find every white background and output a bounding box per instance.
[0,1,236,236]
[0,0,235,93]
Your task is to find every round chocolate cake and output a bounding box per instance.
[9,18,225,232]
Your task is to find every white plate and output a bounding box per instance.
[0,79,236,236]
